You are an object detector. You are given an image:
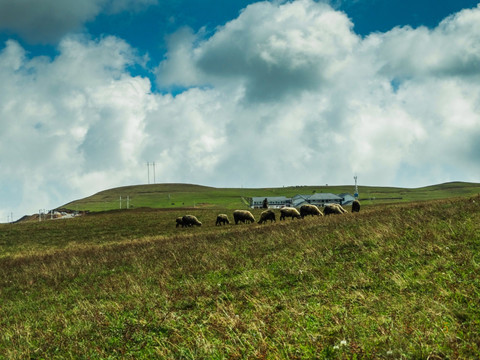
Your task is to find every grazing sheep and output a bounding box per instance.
[216,213,230,226]
[300,204,323,218]
[279,207,302,220]
[323,203,347,215]
[352,200,360,213]
[175,217,184,228]
[181,215,202,227]
[258,209,276,224]
[233,210,255,224]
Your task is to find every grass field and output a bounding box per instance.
[1,184,480,358]
[58,181,480,212]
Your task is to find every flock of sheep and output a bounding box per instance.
[175,201,360,228]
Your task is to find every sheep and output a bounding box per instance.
[175,217,184,228]
[181,215,202,227]
[233,210,255,224]
[323,203,348,215]
[258,209,276,224]
[279,207,302,220]
[300,204,323,218]
[215,213,230,226]
[352,200,360,213]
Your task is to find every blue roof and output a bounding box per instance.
[306,193,342,200]
[292,199,310,207]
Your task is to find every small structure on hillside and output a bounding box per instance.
[292,193,343,208]
[251,193,345,208]
[251,196,291,209]
[339,193,356,206]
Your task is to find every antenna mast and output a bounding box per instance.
[354,176,359,199]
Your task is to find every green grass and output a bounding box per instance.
[1,193,480,358]
[58,181,480,213]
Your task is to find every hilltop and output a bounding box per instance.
[57,181,480,213]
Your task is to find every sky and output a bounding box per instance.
[1,0,480,221]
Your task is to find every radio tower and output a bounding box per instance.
[354,176,359,199]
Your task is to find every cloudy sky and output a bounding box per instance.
[1,0,479,221]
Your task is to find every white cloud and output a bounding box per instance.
[0,36,154,220]
[1,0,480,221]
[155,27,204,89]
[365,4,480,80]
[157,0,359,102]
[156,0,480,187]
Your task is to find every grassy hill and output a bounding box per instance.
[1,191,480,358]
[59,181,480,213]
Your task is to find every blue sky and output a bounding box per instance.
[1,0,479,221]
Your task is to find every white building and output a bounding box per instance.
[292,193,343,207]
[252,193,345,208]
[338,193,356,206]
[251,196,292,209]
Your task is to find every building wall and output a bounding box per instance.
[252,194,347,208]
[251,197,292,208]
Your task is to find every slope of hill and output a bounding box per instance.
[1,195,479,358]
[58,181,480,213]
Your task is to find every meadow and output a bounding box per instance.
[58,181,480,212]
[1,184,480,358]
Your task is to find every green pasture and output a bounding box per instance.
[59,181,480,213]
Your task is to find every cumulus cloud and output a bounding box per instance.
[0,35,230,220]
[0,0,156,43]
[367,5,480,80]
[1,0,480,221]
[156,0,480,186]
[157,0,359,102]
[0,36,153,219]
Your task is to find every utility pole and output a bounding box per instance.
[146,161,157,184]
[152,162,156,184]
[147,162,150,184]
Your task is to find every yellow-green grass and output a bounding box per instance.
[1,195,479,358]
[58,181,480,213]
